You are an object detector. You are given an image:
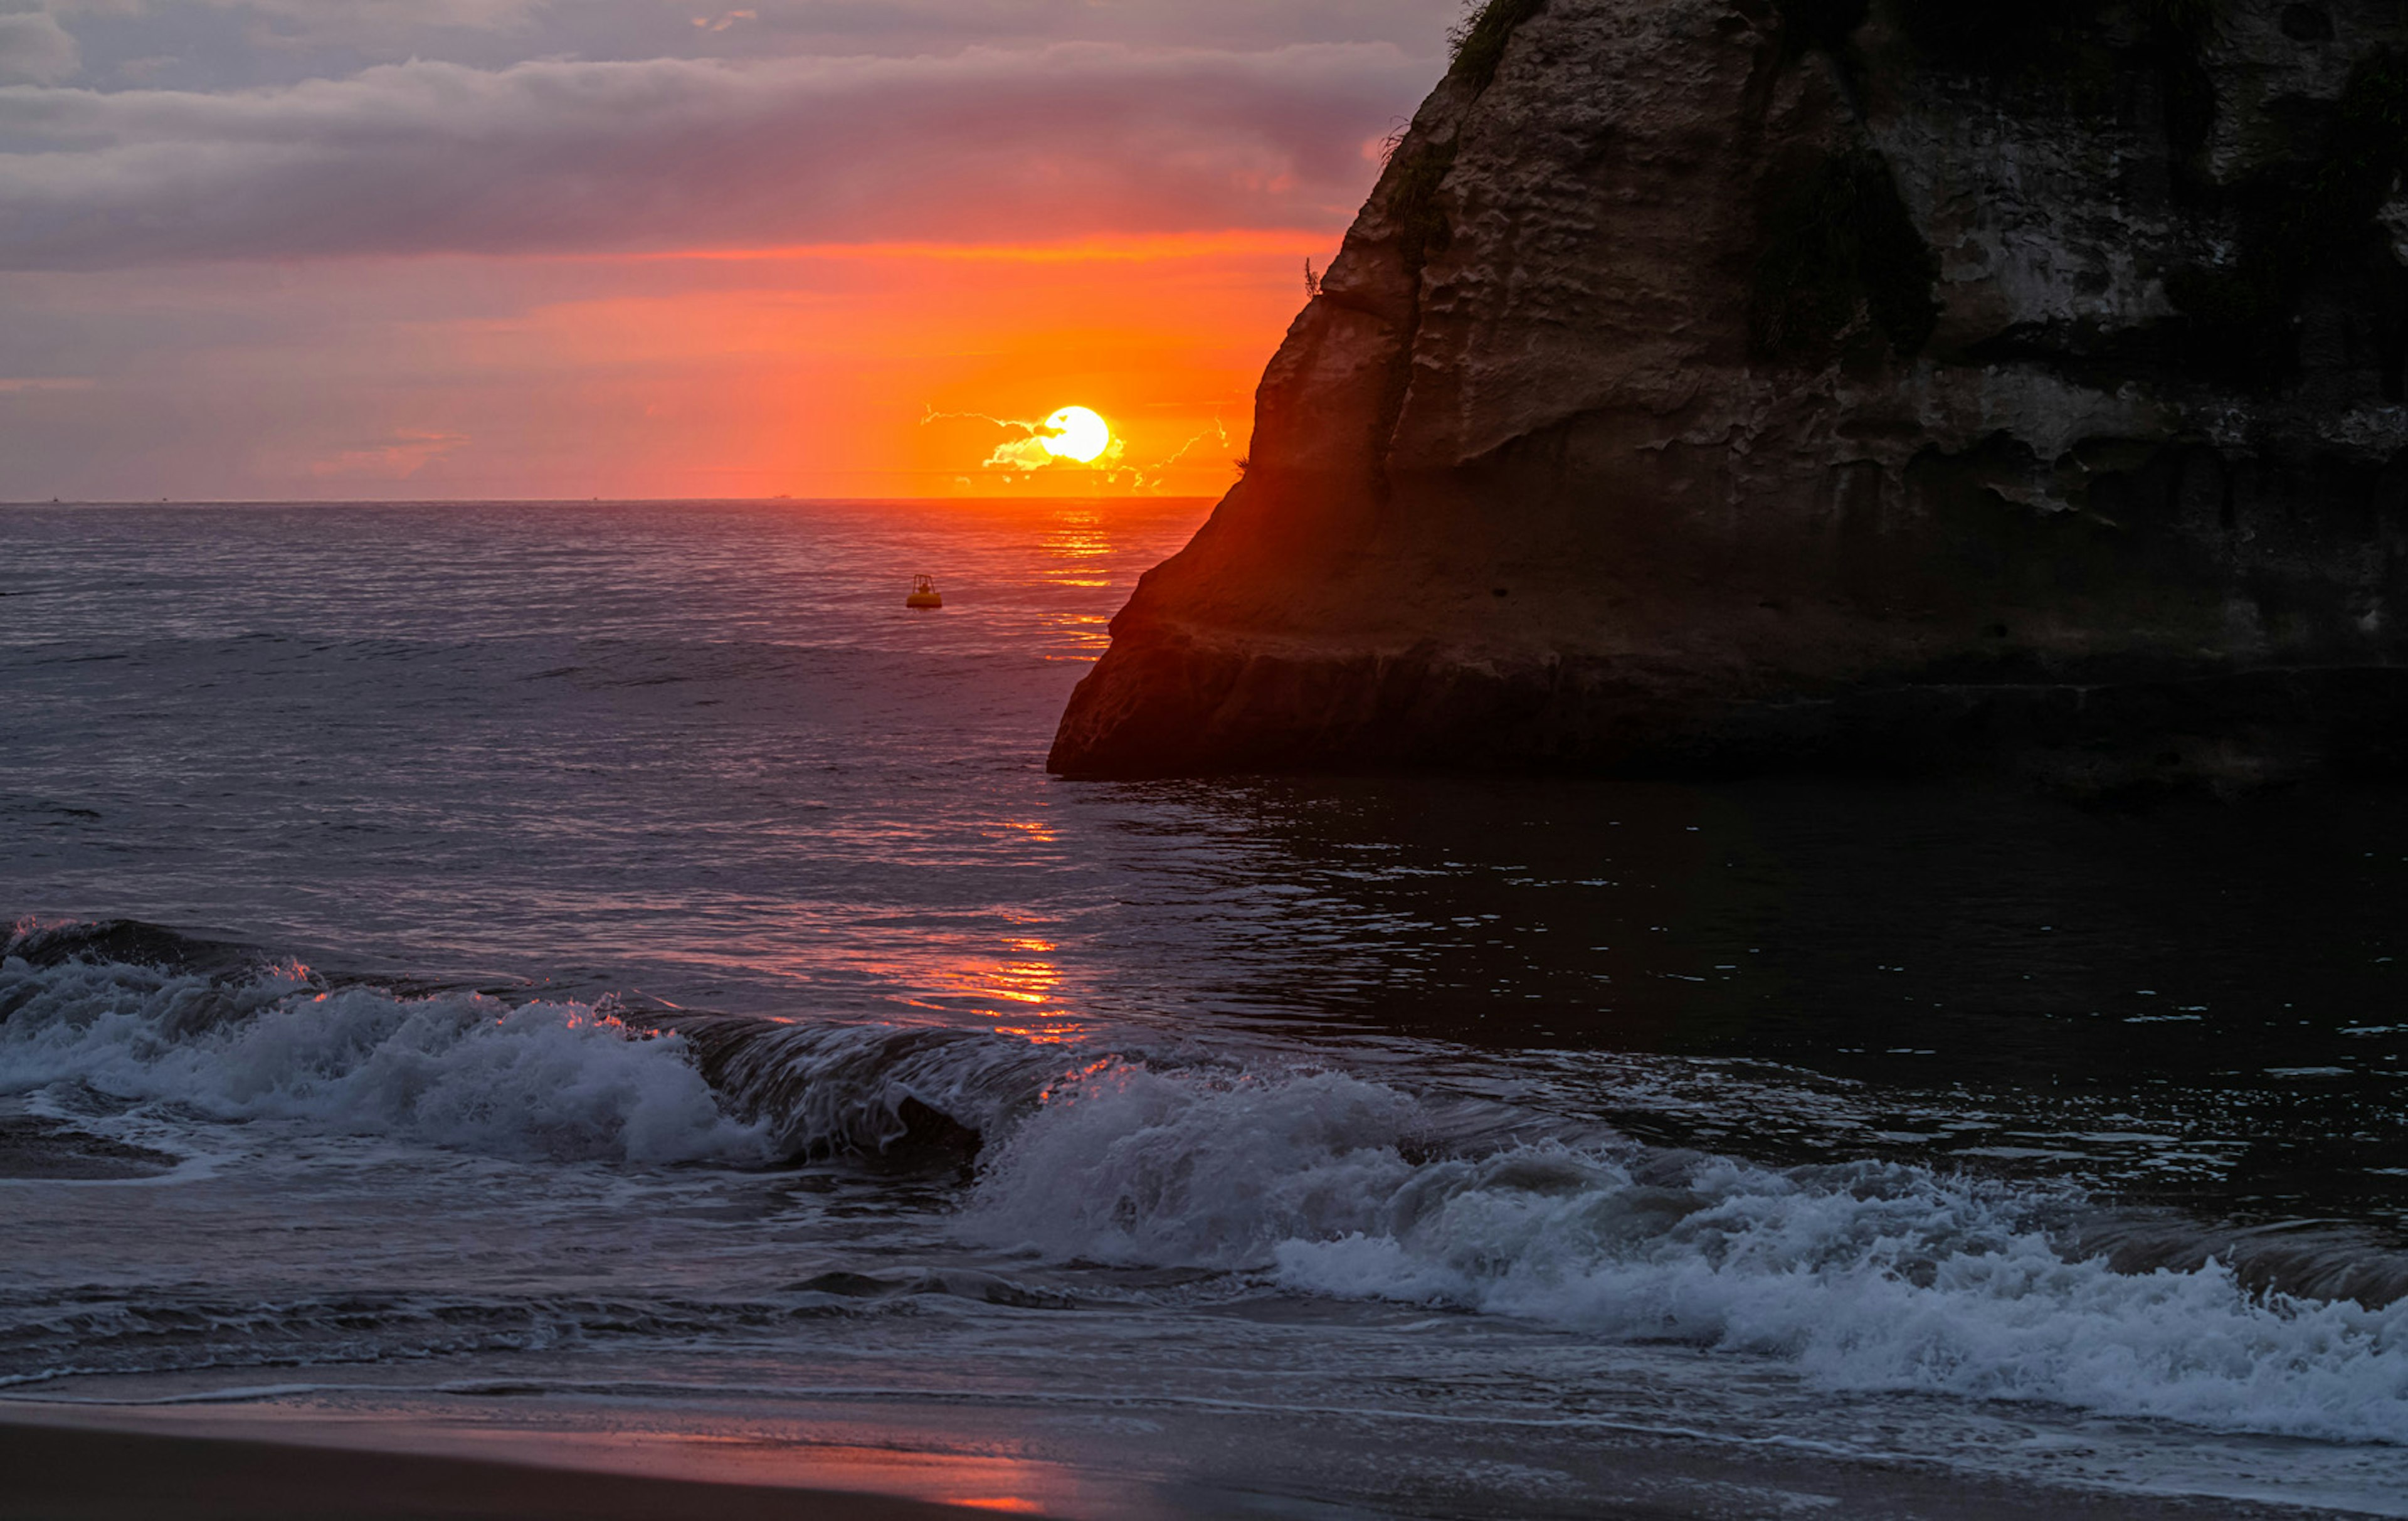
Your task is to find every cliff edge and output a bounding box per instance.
[1052,0,2408,785]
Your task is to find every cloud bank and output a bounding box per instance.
[0,12,80,84]
[0,41,1423,268]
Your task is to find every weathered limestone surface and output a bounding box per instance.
[1051,0,2408,785]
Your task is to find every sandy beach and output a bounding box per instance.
[0,1415,1021,1521]
[2,1396,2389,1521]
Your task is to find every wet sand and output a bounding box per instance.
[0,1418,1011,1521]
[0,1401,2382,1521]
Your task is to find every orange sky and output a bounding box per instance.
[0,9,1449,501]
[0,228,1345,501]
[537,232,1339,499]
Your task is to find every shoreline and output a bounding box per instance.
[2,1394,2389,1521]
[0,1412,1022,1521]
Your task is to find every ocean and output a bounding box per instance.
[3,499,2405,1518]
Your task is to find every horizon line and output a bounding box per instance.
[0,494,1226,507]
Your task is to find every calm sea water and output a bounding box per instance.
[4,501,2406,1517]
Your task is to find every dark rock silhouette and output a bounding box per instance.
[1053,0,2408,790]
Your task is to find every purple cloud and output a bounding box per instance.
[0,41,1428,268]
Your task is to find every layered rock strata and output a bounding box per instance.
[1051,0,2408,784]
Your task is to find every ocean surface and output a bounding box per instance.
[4,499,2406,1518]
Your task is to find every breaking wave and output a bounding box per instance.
[11,919,2408,1448]
[1,923,766,1165]
[964,1063,2408,1446]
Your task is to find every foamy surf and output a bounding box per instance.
[0,933,767,1166]
[966,1063,2408,1446]
[11,921,2408,1459]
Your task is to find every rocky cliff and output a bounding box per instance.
[1051,0,2408,786]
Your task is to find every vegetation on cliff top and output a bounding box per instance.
[1378,0,1538,284]
[1448,0,1547,94]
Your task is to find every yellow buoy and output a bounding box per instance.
[905,574,943,610]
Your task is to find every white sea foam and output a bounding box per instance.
[965,1064,2408,1445]
[0,957,768,1165]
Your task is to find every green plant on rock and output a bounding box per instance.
[1748,147,1941,361]
[1448,0,1547,93]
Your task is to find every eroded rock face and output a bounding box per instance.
[1051,0,2408,786]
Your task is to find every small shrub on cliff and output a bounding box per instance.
[1749,147,1940,362]
[1448,0,1546,93]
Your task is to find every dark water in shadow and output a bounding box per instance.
[1129,773,2408,1227]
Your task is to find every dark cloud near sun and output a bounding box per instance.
[0,39,1427,268]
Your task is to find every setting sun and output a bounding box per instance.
[1040,406,1112,464]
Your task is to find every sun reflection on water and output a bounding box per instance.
[1042,509,1115,591]
[885,926,1090,1042]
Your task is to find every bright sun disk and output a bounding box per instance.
[1041,406,1111,464]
